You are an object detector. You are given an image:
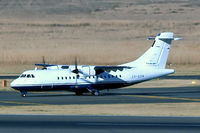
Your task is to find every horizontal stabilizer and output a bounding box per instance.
[174,37,182,40]
[147,37,155,40]
[148,35,182,41]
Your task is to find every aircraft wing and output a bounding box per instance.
[94,66,131,70]
[35,63,56,67]
[94,66,131,75]
[35,64,70,69]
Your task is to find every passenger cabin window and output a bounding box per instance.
[57,77,59,80]
[65,77,67,79]
[27,74,31,78]
[61,77,63,80]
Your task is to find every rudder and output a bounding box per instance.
[122,32,181,69]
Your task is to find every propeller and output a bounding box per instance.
[42,56,47,69]
[71,57,80,86]
[72,57,79,74]
[71,57,91,77]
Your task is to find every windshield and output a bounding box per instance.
[20,74,35,78]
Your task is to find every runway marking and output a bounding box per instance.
[128,95,200,102]
[0,100,49,106]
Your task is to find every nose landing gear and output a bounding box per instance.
[92,91,100,96]
[20,90,27,97]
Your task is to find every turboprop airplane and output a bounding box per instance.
[10,32,181,97]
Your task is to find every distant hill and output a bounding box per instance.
[0,0,198,19]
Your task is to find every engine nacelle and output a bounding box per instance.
[80,66,95,76]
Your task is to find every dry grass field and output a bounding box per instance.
[1,103,200,116]
[0,0,199,73]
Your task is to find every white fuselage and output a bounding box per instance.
[10,66,174,93]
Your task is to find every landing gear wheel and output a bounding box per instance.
[20,90,27,97]
[75,91,83,96]
[94,91,100,96]
[21,93,26,97]
[92,91,100,96]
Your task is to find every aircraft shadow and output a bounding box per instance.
[103,86,200,97]
[161,75,200,80]
[25,86,200,98]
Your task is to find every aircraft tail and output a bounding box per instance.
[122,32,181,69]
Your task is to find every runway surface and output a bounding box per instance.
[0,86,200,106]
[0,115,200,133]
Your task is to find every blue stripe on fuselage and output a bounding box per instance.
[11,82,130,92]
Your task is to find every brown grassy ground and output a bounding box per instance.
[1,103,200,116]
[0,0,199,71]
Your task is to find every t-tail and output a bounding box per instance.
[122,32,181,69]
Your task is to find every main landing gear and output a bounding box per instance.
[87,88,100,96]
[20,90,27,97]
[75,89,100,96]
[75,91,83,96]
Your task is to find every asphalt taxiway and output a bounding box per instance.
[0,86,200,106]
[0,115,200,133]
[0,76,200,133]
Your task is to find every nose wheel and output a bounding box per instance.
[20,90,27,97]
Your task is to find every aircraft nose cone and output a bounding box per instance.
[10,80,16,88]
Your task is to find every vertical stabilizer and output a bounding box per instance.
[122,32,180,69]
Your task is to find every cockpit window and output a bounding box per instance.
[20,74,26,78]
[20,74,35,78]
[27,74,31,78]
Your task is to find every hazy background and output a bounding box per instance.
[0,0,199,73]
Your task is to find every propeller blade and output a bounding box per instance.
[75,57,78,70]
[72,57,79,74]
[42,56,47,69]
